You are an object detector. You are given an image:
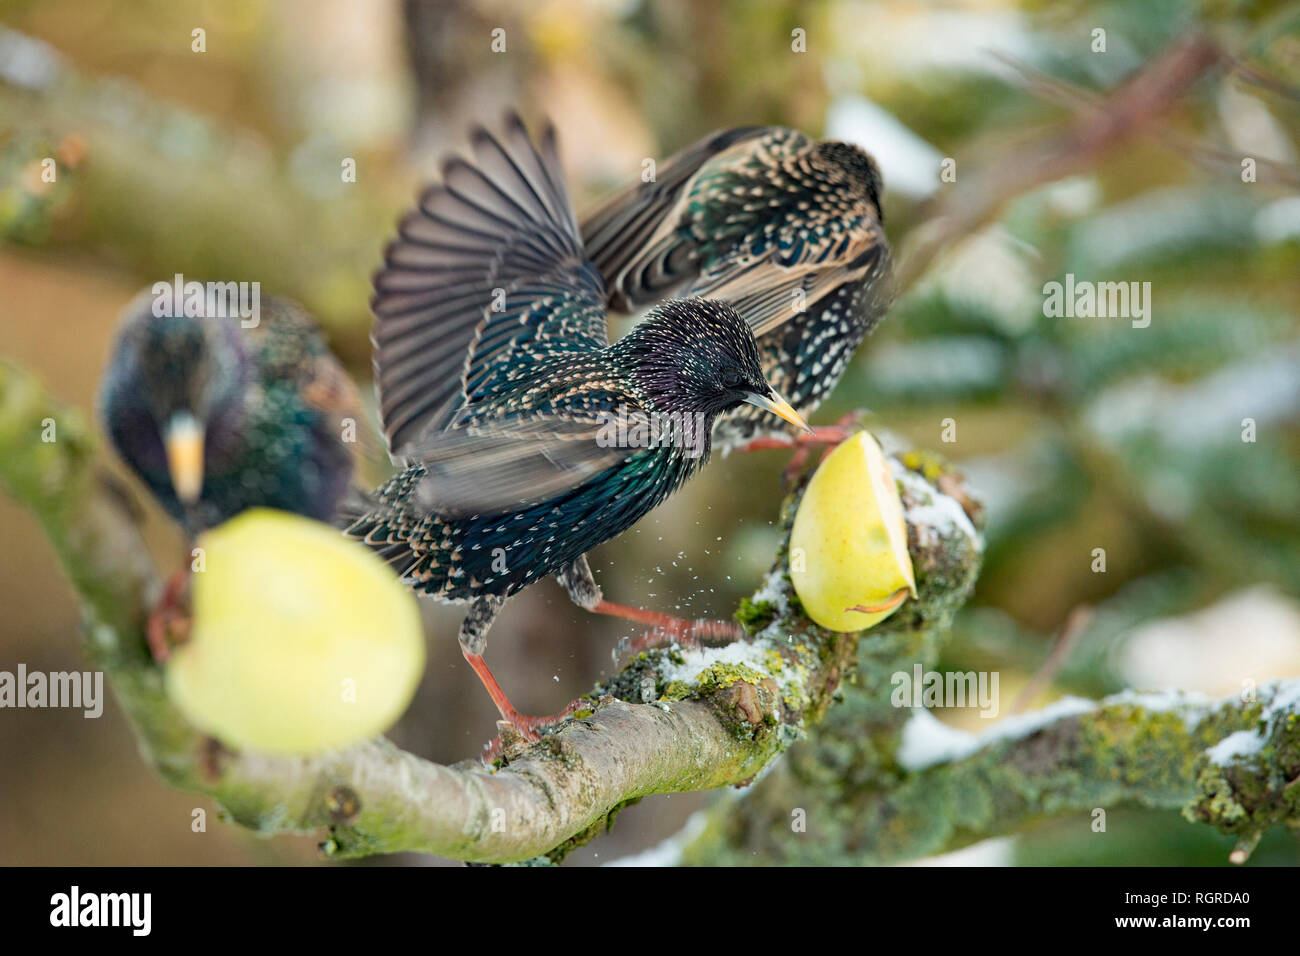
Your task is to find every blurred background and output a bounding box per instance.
[1,0,1298,866]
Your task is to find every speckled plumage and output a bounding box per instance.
[351,298,765,603]
[353,116,798,694]
[581,126,893,449]
[99,292,358,534]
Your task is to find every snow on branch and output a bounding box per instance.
[676,667,1300,865]
[7,359,1295,866]
[1,360,986,862]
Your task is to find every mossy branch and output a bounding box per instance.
[6,359,1295,865]
[0,359,982,863]
[679,682,1300,865]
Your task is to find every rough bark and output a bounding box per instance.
[0,360,979,863]
[5,359,1294,865]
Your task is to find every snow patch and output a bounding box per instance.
[1263,679,1300,722]
[893,462,981,549]
[1206,730,1265,766]
[1255,196,1300,243]
[898,696,1098,771]
[748,569,793,618]
[1105,688,1212,730]
[913,227,1044,335]
[896,708,978,770]
[865,337,1006,394]
[657,639,780,687]
[1086,347,1300,450]
[744,568,802,645]
[976,696,1098,748]
[897,680,1300,774]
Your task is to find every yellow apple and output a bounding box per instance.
[166,509,425,754]
[789,432,916,631]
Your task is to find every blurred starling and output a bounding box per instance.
[353,114,809,738]
[581,126,892,451]
[101,292,358,532]
[100,290,359,655]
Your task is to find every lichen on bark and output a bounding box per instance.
[7,358,1295,865]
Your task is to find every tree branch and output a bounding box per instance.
[9,358,1295,865]
[678,680,1300,864]
[0,361,982,863]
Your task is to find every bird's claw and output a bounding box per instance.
[146,568,192,663]
[613,616,747,666]
[480,697,591,764]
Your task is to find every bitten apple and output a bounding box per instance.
[789,432,916,632]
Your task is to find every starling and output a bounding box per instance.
[580,126,893,452]
[100,289,359,654]
[354,115,809,738]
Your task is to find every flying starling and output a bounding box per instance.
[353,115,809,739]
[581,126,892,452]
[100,289,359,655]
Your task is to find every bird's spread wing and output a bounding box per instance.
[372,113,608,454]
[397,377,655,518]
[581,126,889,338]
[580,125,771,311]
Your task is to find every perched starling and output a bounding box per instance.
[354,115,809,738]
[100,290,358,654]
[581,126,892,451]
[101,292,358,532]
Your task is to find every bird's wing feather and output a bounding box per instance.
[580,125,889,337]
[688,220,891,337]
[399,381,654,518]
[372,113,608,454]
[579,126,772,310]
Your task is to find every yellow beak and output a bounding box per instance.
[742,389,813,434]
[164,412,205,505]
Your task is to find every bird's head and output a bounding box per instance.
[101,291,248,511]
[616,298,811,431]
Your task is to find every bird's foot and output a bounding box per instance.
[503,698,588,742]
[612,615,747,666]
[585,598,745,663]
[462,647,588,750]
[479,698,591,763]
[146,567,192,663]
[731,409,865,453]
[730,411,866,485]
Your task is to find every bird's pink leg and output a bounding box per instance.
[461,648,585,744]
[146,566,191,663]
[730,410,862,456]
[587,599,745,659]
[728,413,862,483]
